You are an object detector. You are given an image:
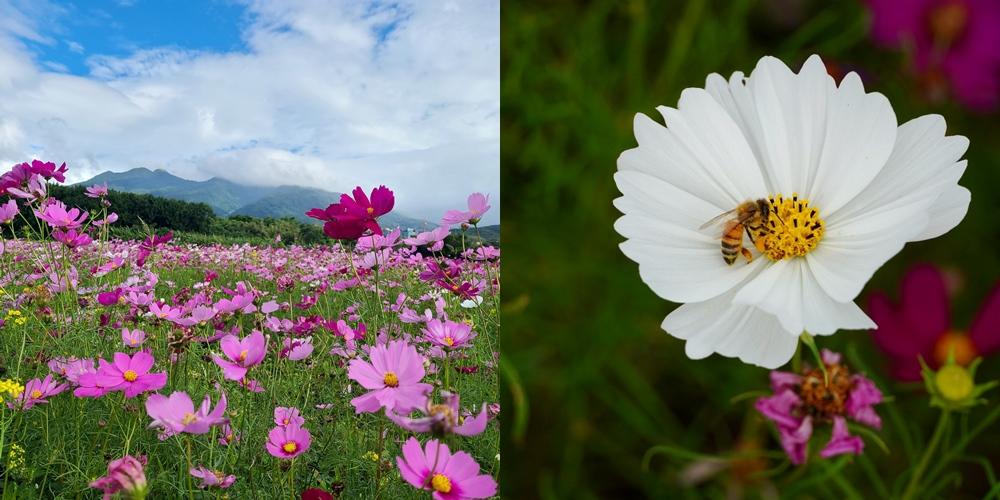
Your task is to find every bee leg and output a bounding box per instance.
[741,247,753,263]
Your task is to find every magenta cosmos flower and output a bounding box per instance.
[867,0,1000,111]
[306,185,394,240]
[441,193,491,225]
[755,350,883,465]
[35,201,88,229]
[265,423,311,459]
[145,391,228,438]
[90,455,147,500]
[13,374,67,410]
[423,319,476,350]
[397,437,497,500]
[387,391,488,437]
[189,466,236,489]
[348,340,433,414]
[83,352,167,398]
[212,331,267,381]
[869,264,1000,381]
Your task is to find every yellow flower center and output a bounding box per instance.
[282,441,298,454]
[283,418,289,425]
[443,336,454,346]
[752,194,824,261]
[123,370,138,382]
[933,330,977,367]
[366,207,374,215]
[182,412,198,425]
[30,389,42,399]
[238,350,248,361]
[431,473,452,493]
[383,371,399,387]
[935,364,973,402]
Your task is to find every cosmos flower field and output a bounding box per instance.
[0,162,499,498]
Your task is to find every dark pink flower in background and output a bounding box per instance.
[866,0,1000,110]
[35,201,87,229]
[52,228,92,249]
[868,264,1000,381]
[306,185,394,240]
[396,437,497,499]
[90,455,147,500]
[755,350,882,465]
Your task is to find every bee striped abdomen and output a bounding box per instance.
[721,221,743,265]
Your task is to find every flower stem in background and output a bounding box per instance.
[902,411,950,500]
[799,332,828,385]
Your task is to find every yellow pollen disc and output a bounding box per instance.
[753,194,824,261]
[933,330,977,366]
[30,389,42,399]
[182,412,197,425]
[431,473,452,493]
[366,207,374,215]
[282,441,298,453]
[238,350,248,361]
[444,336,454,346]
[935,364,973,402]
[122,370,138,382]
[383,371,399,387]
[283,418,289,425]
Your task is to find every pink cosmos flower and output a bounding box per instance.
[52,228,92,248]
[280,336,314,360]
[86,183,109,198]
[387,391,488,437]
[755,350,882,465]
[274,406,305,427]
[265,423,311,459]
[218,423,239,446]
[356,228,401,252]
[212,331,267,381]
[35,201,88,229]
[6,173,47,201]
[348,340,433,414]
[93,212,118,227]
[12,374,67,410]
[423,319,476,350]
[90,455,148,500]
[866,0,1000,111]
[82,351,167,398]
[397,437,497,500]
[307,186,395,239]
[869,264,1000,381]
[215,293,257,314]
[189,466,236,489]
[404,226,451,252]
[136,231,172,267]
[149,302,182,321]
[441,193,491,226]
[145,391,228,438]
[0,199,18,224]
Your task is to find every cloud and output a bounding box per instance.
[0,0,499,224]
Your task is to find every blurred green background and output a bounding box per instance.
[501,0,1000,498]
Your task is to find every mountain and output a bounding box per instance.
[78,168,429,228]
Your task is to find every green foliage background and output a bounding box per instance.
[501,0,1000,498]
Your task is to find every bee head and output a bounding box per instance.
[755,198,770,219]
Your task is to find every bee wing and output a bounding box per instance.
[698,208,737,230]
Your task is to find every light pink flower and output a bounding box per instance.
[347,340,432,414]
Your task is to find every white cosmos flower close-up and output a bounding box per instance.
[613,54,970,369]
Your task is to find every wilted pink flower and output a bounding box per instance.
[145,391,228,438]
[212,331,267,380]
[12,374,67,410]
[348,340,432,413]
[0,199,18,224]
[265,423,311,459]
[35,201,88,229]
[754,350,882,465]
[397,437,497,499]
[441,193,491,225]
[274,406,305,427]
[83,351,167,399]
[90,455,148,500]
[280,337,314,361]
[189,466,236,489]
[86,183,109,198]
[387,391,488,437]
[423,319,476,349]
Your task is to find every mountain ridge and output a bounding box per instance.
[78,168,429,229]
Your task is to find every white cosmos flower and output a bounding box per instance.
[613,54,970,369]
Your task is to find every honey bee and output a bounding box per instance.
[699,199,773,265]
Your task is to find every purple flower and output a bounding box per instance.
[404,226,451,252]
[35,201,87,229]
[397,437,497,499]
[0,199,19,224]
[423,319,476,350]
[52,228,92,248]
[90,455,147,500]
[280,336,314,361]
[145,391,228,438]
[85,183,109,198]
[212,330,267,381]
[441,193,491,225]
[274,406,305,428]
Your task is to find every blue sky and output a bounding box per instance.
[0,0,499,223]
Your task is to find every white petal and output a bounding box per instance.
[913,185,970,241]
[807,72,897,215]
[662,293,798,369]
[655,88,768,203]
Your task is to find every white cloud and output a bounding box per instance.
[0,0,499,224]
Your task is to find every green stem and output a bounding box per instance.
[902,411,950,500]
[799,332,827,385]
